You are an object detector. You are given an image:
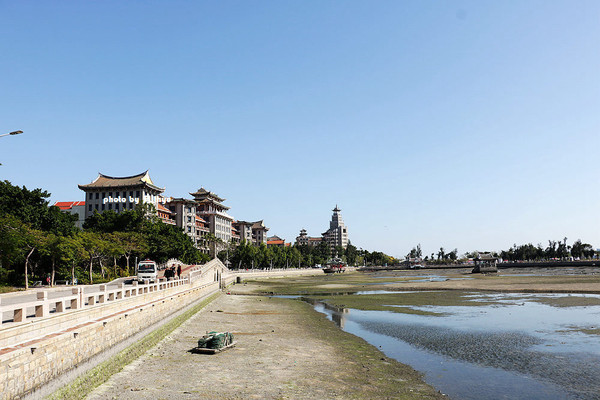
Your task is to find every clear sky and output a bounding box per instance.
[1,1,598,258]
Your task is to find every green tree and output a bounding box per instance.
[0,180,77,235]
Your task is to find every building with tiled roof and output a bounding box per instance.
[156,202,176,226]
[234,220,269,246]
[53,201,86,228]
[191,188,233,245]
[267,236,288,247]
[251,220,269,245]
[296,229,322,247]
[78,171,165,220]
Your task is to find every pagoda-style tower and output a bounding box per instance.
[322,205,349,249]
[190,188,233,245]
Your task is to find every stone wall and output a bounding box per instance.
[1,280,220,399]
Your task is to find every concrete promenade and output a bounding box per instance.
[0,260,323,399]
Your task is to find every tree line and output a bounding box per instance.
[0,180,209,288]
[406,237,597,264]
[219,239,398,269]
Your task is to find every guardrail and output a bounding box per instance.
[0,259,321,331]
[0,277,189,327]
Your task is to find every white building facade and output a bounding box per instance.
[322,205,349,250]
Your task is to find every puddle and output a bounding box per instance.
[312,291,600,400]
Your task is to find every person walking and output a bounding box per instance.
[177,264,182,279]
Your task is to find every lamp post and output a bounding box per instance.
[0,130,23,165]
[0,130,23,138]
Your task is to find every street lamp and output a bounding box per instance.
[0,130,23,138]
[0,130,23,165]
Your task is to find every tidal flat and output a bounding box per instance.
[232,268,600,399]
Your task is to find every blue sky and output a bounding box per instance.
[1,1,598,258]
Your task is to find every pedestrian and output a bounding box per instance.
[177,264,182,279]
[46,275,51,286]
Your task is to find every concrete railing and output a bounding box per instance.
[0,277,189,328]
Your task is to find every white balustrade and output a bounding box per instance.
[0,259,223,327]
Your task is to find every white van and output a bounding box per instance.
[137,260,158,283]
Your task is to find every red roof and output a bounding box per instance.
[157,203,175,214]
[267,240,285,245]
[54,201,85,210]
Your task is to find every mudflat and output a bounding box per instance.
[87,293,444,400]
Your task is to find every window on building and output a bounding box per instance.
[102,204,105,210]
[136,190,140,197]
[88,204,92,211]
[115,204,119,211]
[89,193,93,199]
[108,204,112,210]
[95,192,99,199]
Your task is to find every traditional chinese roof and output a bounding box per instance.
[267,240,285,246]
[53,201,85,210]
[233,220,253,227]
[189,187,225,202]
[251,220,269,231]
[333,205,341,212]
[168,197,197,205]
[157,203,175,214]
[78,171,164,192]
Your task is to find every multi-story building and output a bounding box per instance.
[267,235,288,248]
[234,220,269,245]
[295,229,322,247]
[322,205,349,250]
[157,202,176,225]
[78,171,165,220]
[194,215,211,253]
[190,188,234,244]
[251,220,269,245]
[53,201,86,228]
[233,221,253,244]
[296,206,349,250]
[167,197,199,240]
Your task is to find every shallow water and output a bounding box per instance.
[313,292,600,400]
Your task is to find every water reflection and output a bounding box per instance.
[312,292,600,400]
